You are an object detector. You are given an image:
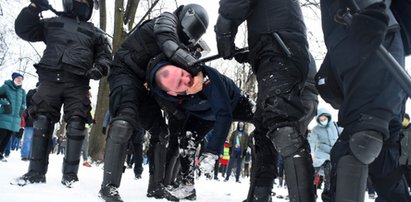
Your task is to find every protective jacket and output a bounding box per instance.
[15,6,111,77]
[112,11,192,83]
[0,80,26,132]
[148,65,241,154]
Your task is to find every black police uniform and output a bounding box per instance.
[215,0,315,201]
[14,1,111,187]
[320,0,411,201]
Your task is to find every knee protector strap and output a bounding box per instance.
[349,130,383,164]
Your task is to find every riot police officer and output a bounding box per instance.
[320,0,411,201]
[98,4,208,202]
[12,0,112,188]
[215,0,315,201]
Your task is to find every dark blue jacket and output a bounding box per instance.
[148,65,241,154]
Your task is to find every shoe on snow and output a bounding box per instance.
[10,172,46,186]
[148,184,179,201]
[170,184,196,200]
[99,184,123,202]
[61,174,79,188]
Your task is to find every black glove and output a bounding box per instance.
[30,0,50,12]
[170,48,202,75]
[86,66,104,80]
[349,4,388,51]
[215,15,238,60]
[102,127,107,135]
[234,50,250,64]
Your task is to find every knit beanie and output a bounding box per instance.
[11,72,24,80]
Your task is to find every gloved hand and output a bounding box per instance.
[30,0,50,12]
[234,50,250,64]
[215,15,238,60]
[349,4,388,51]
[86,66,104,80]
[102,127,107,135]
[170,48,202,75]
[198,153,219,175]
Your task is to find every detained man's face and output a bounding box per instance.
[157,65,193,96]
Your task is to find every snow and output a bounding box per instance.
[0,151,378,202]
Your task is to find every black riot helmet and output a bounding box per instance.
[63,0,94,21]
[177,4,209,45]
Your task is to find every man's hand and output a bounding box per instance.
[186,71,204,95]
[30,0,50,12]
[86,66,104,80]
[349,4,388,51]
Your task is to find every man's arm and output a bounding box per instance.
[215,0,253,59]
[15,4,46,42]
[202,68,235,154]
[153,12,200,75]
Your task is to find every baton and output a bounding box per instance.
[188,47,249,66]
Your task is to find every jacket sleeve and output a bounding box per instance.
[308,128,318,154]
[203,70,234,154]
[14,6,45,42]
[218,0,253,23]
[93,29,113,76]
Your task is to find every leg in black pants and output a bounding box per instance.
[0,128,13,160]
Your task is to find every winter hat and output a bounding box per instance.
[11,72,24,80]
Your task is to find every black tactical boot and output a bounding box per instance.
[10,172,46,186]
[99,184,123,202]
[61,173,79,188]
[252,186,273,202]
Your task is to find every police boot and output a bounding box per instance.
[99,120,133,202]
[62,116,86,188]
[252,186,273,202]
[11,115,53,186]
[335,130,383,202]
[268,126,315,202]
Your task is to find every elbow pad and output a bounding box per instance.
[154,12,179,35]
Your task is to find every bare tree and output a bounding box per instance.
[89,0,144,162]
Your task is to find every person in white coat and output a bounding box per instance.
[309,108,342,198]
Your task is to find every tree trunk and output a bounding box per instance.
[89,0,140,162]
[89,0,109,162]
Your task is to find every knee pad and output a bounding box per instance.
[66,116,86,140]
[108,120,133,144]
[349,130,383,164]
[33,114,52,138]
[268,126,305,157]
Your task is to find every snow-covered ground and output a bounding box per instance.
[0,150,375,202]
